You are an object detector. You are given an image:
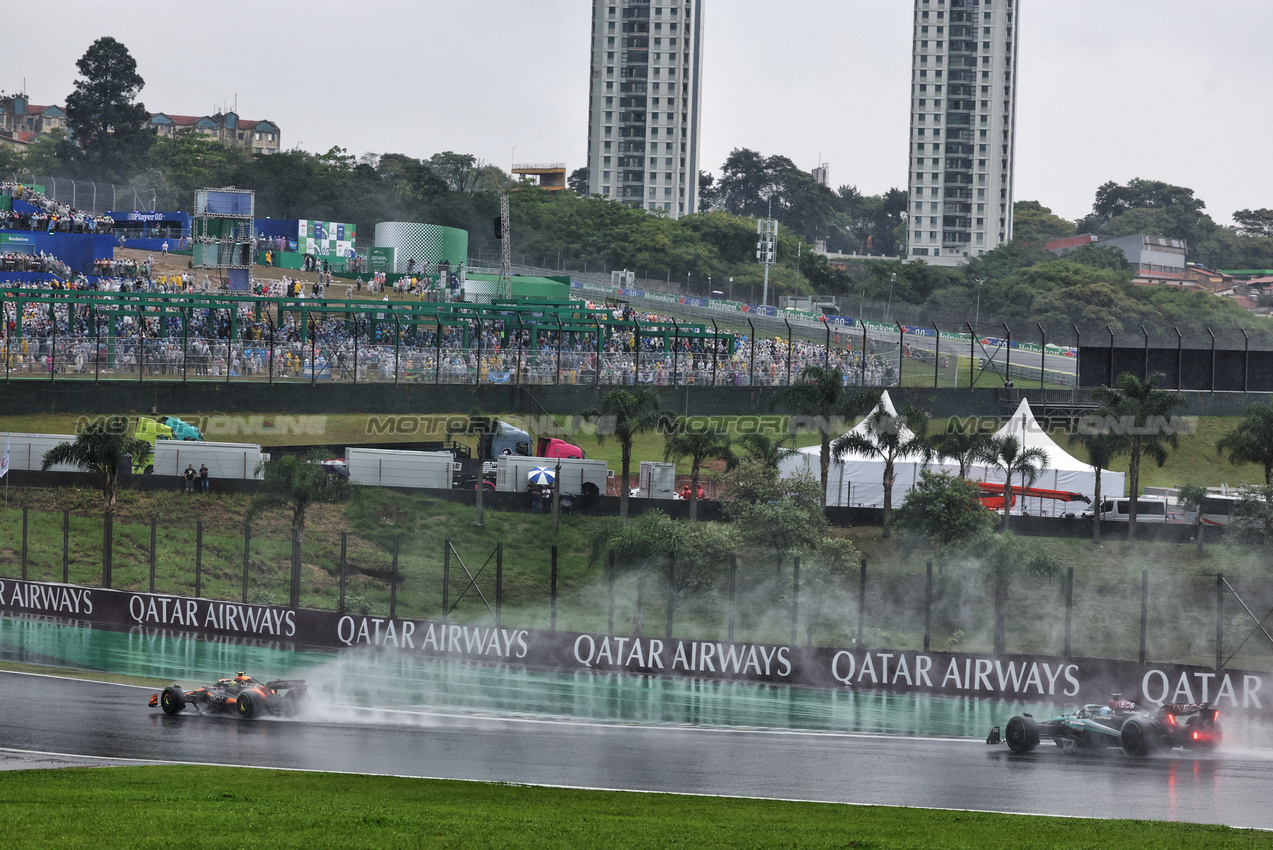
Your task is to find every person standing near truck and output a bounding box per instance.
[184,464,196,494]
[199,463,209,493]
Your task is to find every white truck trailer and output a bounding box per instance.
[153,440,266,480]
[633,461,678,499]
[495,456,611,497]
[0,433,85,472]
[346,448,455,490]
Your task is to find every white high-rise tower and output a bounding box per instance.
[586,0,704,218]
[906,0,1019,265]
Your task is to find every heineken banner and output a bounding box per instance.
[0,578,1265,715]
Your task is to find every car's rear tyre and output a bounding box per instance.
[236,692,256,719]
[1005,715,1039,753]
[1120,719,1154,757]
[160,686,186,716]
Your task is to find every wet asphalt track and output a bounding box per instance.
[2,672,1271,830]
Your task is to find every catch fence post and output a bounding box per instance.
[495,542,503,628]
[442,540,450,623]
[856,558,867,647]
[1216,573,1224,674]
[195,520,203,598]
[20,506,28,581]
[1138,570,1148,664]
[1063,567,1074,659]
[551,545,559,632]
[728,554,737,643]
[791,556,800,645]
[62,510,70,584]
[150,515,157,593]
[339,531,347,614]
[242,520,251,604]
[923,561,933,653]
[607,550,616,636]
[390,536,400,620]
[665,553,675,639]
[103,511,112,589]
[968,323,976,388]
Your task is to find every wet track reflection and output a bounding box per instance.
[2,618,1272,829]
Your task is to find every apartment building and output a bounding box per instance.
[907,0,1019,266]
[0,93,67,144]
[147,112,280,155]
[0,92,279,155]
[586,0,704,218]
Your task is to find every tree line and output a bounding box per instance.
[5,38,1273,340]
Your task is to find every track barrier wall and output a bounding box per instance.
[1,577,1268,715]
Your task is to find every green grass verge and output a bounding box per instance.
[3,766,1263,849]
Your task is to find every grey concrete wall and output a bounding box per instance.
[0,380,1009,419]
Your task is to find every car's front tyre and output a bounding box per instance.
[236,692,256,719]
[1005,715,1039,753]
[160,686,186,716]
[1120,719,1154,757]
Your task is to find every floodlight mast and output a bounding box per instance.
[757,218,777,307]
[498,191,513,299]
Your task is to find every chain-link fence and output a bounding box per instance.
[2,502,1270,668]
[10,173,156,216]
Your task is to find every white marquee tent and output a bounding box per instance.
[780,394,1125,515]
[974,398,1126,516]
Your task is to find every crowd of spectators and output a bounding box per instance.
[0,251,71,277]
[1,182,113,233]
[91,257,150,278]
[0,270,905,386]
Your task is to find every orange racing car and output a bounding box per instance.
[148,672,307,719]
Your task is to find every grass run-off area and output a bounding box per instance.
[0,411,1266,493]
[4,765,1265,849]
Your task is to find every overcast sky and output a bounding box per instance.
[4,1,1269,226]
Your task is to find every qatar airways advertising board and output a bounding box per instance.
[1,578,1267,715]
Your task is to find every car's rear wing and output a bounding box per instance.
[265,679,307,690]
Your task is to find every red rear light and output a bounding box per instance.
[1166,713,1176,726]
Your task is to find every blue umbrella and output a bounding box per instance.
[527,466,555,486]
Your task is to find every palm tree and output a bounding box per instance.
[581,387,662,520]
[1068,429,1127,545]
[832,403,930,536]
[931,419,996,479]
[735,431,794,470]
[1177,483,1208,553]
[1217,401,1273,485]
[247,454,355,607]
[1091,373,1187,550]
[774,366,880,504]
[663,419,735,521]
[984,435,1049,532]
[724,468,828,575]
[963,530,1062,657]
[41,417,152,515]
[588,511,735,637]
